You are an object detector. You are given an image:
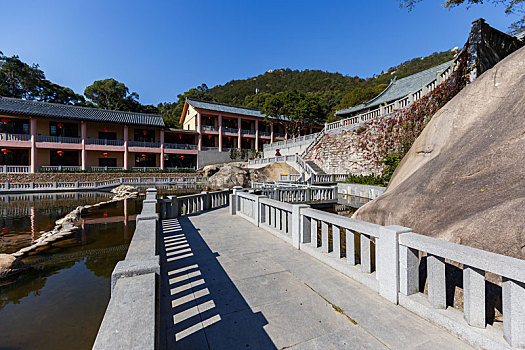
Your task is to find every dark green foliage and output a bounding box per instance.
[345,174,387,186]
[381,152,405,183]
[84,78,141,111]
[0,52,85,105]
[261,90,325,137]
[157,84,214,128]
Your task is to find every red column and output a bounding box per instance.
[160,129,165,169]
[197,112,202,151]
[237,117,242,150]
[30,118,37,173]
[123,126,129,170]
[81,122,87,170]
[255,120,259,151]
[218,115,223,152]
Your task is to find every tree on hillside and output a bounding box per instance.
[261,90,324,137]
[84,78,141,111]
[158,84,214,128]
[0,52,85,104]
[333,84,388,113]
[398,0,525,33]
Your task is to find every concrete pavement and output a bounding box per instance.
[159,207,472,349]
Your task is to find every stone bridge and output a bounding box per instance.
[94,188,525,350]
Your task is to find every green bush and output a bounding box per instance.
[345,174,386,186]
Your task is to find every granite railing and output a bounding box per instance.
[279,174,303,182]
[327,60,457,133]
[159,189,230,219]
[263,133,320,152]
[230,191,525,349]
[0,176,208,193]
[337,183,386,200]
[128,141,161,148]
[312,174,348,184]
[94,188,160,350]
[256,185,338,203]
[86,138,125,146]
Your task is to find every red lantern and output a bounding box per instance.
[142,130,148,135]
[1,148,9,155]
[102,152,109,157]
[208,135,212,139]
[1,118,9,124]
[227,136,231,140]
[57,150,64,156]
[141,154,146,158]
[57,123,64,128]
[103,127,109,132]
[180,155,185,160]
[103,212,108,217]
[246,138,249,142]
[178,134,182,139]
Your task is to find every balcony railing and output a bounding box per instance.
[128,141,161,148]
[242,129,256,135]
[37,135,82,144]
[259,131,271,137]
[165,143,198,150]
[0,133,31,142]
[201,146,219,151]
[202,125,219,132]
[274,133,285,138]
[0,165,30,173]
[90,166,125,171]
[223,127,239,134]
[86,138,125,146]
[39,166,82,171]
[130,167,161,171]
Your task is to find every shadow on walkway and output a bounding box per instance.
[159,213,276,350]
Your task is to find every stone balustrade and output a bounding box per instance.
[230,190,525,349]
[94,188,160,350]
[158,189,230,219]
[0,176,208,193]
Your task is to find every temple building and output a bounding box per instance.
[0,96,321,172]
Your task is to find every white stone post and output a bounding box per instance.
[463,266,486,328]
[399,245,419,296]
[291,204,309,249]
[503,278,525,348]
[427,254,446,309]
[332,226,342,258]
[378,225,411,304]
[360,234,371,273]
[346,230,356,265]
[321,221,329,253]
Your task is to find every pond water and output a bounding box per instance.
[0,186,199,350]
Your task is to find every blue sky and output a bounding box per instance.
[0,0,518,105]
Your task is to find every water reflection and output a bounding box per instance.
[0,187,198,350]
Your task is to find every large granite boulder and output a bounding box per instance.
[207,164,251,189]
[354,46,525,259]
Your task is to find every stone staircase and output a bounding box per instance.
[305,160,326,175]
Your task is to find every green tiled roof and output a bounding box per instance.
[336,60,454,116]
[186,98,281,119]
[0,96,165,127]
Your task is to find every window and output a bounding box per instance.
[133,129,154,142]
[49,122,78,137]
[98,131,117,140]
[99,158,117,167]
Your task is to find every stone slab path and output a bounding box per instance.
[159,207,472,350]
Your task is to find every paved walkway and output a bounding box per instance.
[159,207,472,350]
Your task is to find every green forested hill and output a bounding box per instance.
[167,49,457,126]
